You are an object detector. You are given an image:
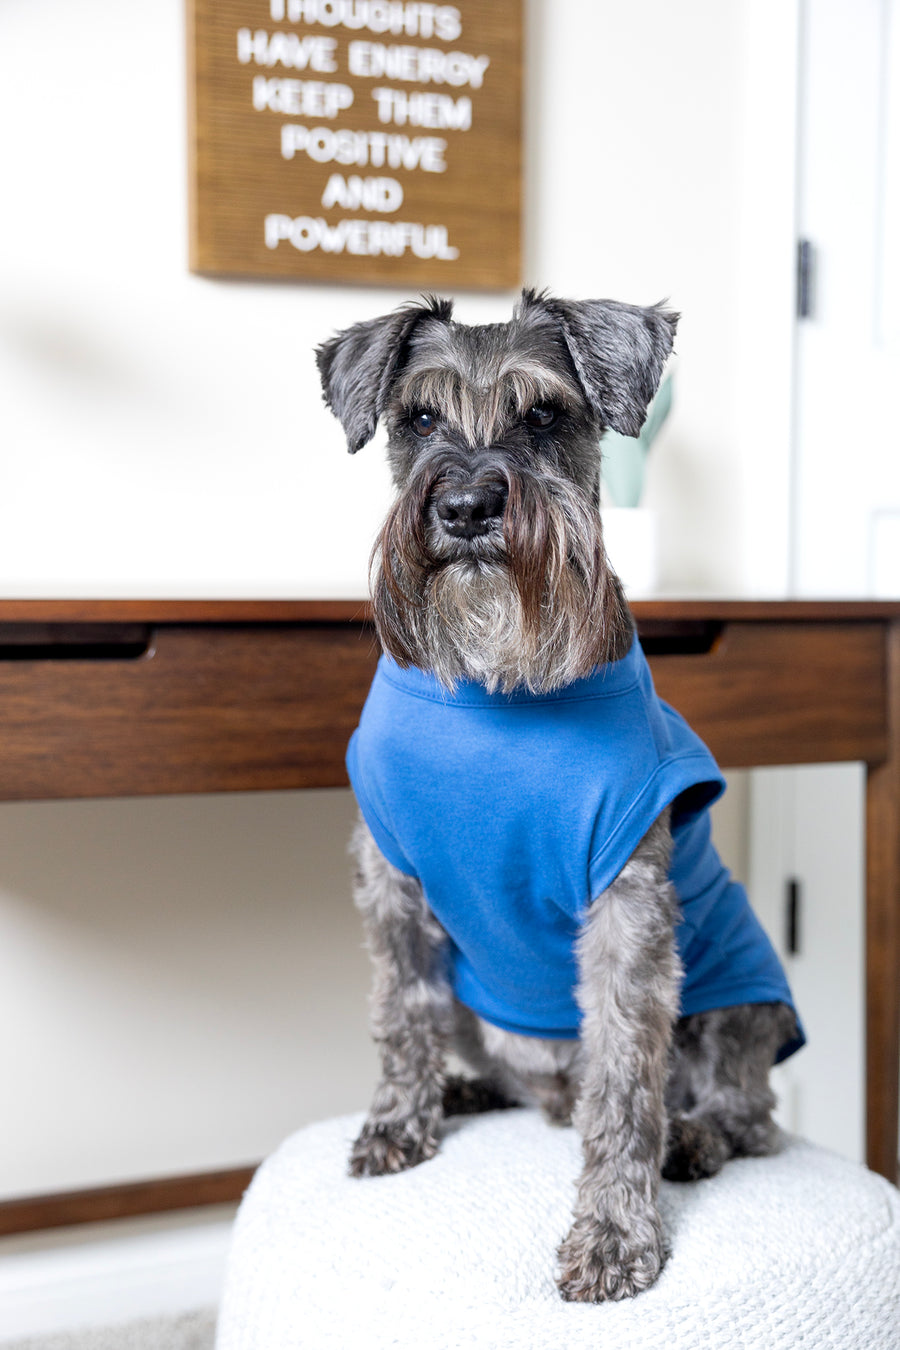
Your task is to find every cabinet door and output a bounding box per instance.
[742,0,900,1163]
[793,0,900,594]
[748,765,865,1162]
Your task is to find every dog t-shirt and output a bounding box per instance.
[347,641,804,1063]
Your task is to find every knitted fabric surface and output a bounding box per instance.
[216,1110,900,1350]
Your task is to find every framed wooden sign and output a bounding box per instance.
[187,0,522,288]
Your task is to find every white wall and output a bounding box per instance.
[0,0,800,1329]
[0,790,375,1198]
[0,0,794,599]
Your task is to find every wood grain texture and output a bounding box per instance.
[3,598,900,624]
[0,600,372,623]
[0,623,380,801]
[0,607,891,789]
[864,619,900,1182]
[0,1166,256,1236]
[648,621,888,769]
[188,0,522,287]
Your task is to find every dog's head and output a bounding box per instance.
[317,289,677,691]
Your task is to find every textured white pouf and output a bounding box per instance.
[216,1110,900,1350]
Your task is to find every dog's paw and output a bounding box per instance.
[348,1118,439,1177]
[663,1114,729,1181]
[557,1217,665,1302]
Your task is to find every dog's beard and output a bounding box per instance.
[371,463,633,692]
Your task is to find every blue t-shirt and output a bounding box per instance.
[347,641,803,1064]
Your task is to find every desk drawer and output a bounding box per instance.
[647,620,887,768]
[0,622,379,800]
[0,615,888,799]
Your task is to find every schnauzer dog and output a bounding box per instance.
[316,290,802,1303]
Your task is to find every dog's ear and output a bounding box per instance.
[316,296,454,453]
[520,291,678,438]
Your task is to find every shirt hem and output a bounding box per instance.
[587,751,724,903]
[455,984,805,1057]
[460,1011,581,1040]
[680,984,806,1062]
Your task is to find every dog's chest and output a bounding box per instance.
[347,648,721,927]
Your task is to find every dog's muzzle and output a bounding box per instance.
[434,482,507,540]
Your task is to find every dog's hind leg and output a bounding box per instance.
[558,811,681,1302]
[348,816,454,1176]
[663,1001,798,1181]
[440,1074,520,1116]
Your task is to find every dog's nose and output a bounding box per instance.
[435,484,507,538]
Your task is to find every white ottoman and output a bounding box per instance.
[216,1110,900,1350]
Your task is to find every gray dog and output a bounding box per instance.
[316,290,802,1302]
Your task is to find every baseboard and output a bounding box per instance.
[0,1209,234,1343]
[0,1168,255,1236]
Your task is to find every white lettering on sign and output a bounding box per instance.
[236,29,338,72]
[280,123,447,172]
[321,173,404,211]
[253,76,353,117]
[270,1,463,42]
[203,0,512,277]
[348,41,489,87]
[370,87,471,129]
[264,213,459,258]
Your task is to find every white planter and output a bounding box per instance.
[601,508,659,597]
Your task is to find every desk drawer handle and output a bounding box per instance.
[0,624,153,662]
[638,621,724,657]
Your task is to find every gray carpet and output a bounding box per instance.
[3,1309,216,1350]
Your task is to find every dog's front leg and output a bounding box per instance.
[349,817,452,1177]
[558,811,680,1302]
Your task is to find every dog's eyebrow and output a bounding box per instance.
[499,361,581,412]
[395,364,581,445]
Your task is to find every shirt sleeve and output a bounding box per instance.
[345,729,418,877]
[671,809,805,1062]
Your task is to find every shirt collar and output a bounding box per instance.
[376,635,643,707]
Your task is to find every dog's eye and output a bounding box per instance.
[410,410,438,438]
[524,405,557,430]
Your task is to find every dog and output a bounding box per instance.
[316,290,802,1303]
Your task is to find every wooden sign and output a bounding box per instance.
[187,0,522,288]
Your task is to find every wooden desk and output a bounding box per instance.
[0,598,897,1232]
